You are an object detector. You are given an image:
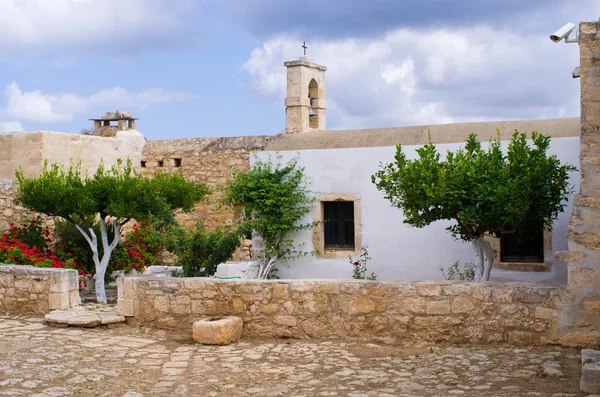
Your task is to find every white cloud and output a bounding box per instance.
[0,0,196,57]
[0,121,24,132]
[4,83,73,123]
[1,82,198,124]
[242,25,581,130]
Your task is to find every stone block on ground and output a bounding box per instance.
[582,362,600,394]
[193,316,243,345]
[583,349,600,364]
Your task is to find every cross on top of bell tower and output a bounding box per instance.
[302,41,308,56]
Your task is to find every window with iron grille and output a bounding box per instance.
[500,222,544,263]
[323,201,355,249]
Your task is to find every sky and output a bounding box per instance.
[0,0,597,140]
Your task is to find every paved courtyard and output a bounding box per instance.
[0,312,589,397]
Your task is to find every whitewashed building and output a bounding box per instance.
[250,55,581,284]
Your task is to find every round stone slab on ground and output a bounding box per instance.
[193,316,243,345]
[45,307,125,328]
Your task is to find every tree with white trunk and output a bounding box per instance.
[15,159,208,302]
[372,131,576,281]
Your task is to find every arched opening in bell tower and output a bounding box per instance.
[308,79,319,129]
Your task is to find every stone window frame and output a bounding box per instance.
[312,193,362,259]
[488,228,553,272]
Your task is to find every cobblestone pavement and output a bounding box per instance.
[0,313,590,397]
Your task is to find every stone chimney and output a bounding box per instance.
[89,110,138,136]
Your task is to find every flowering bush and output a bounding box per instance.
[5,216,51,254]
[2,218,163,289]
[0,218,91,289]
[53,219,163,284]
[109,222,162,275]
[349,245,377,280]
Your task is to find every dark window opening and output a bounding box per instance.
[323,201,355,249]
[500,223,544,263]
[140,160,146,168]
[172,158,182,167]
[157,160,164,167]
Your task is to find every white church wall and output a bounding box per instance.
[253,136,580,282]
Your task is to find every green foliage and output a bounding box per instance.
[349,245,377,280]
[15,159,209,302]
[16,159,209,225]
[222,155,315,278]
[166,223,242,277]
[441,261,475,281]
[372,130,576,241]
[53,215,98,274]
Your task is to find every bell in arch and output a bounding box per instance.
[308,93,316,117]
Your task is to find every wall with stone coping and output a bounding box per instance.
[0,265,80,314]
[118,277,599,347]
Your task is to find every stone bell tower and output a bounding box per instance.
[284,51,327,134]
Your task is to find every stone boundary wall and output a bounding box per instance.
[0,265,80,314]
[117,278,599,347]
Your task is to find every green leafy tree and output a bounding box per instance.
[166,222,242,277]
[372,131,576,281]
[16,159,209,303]
[222,156,315,279]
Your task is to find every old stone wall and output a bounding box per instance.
[141,136,276,231]
[0,130,146,234]
[0,130,146,181]
[0,181,53,233]
[117,277,599,346]
[558,21,600,341]
[0,265,80,314]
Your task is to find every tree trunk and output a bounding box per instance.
[74,217,121,304]
[258,258,277,279]
[471,235,494,282]
[94,257,109,304]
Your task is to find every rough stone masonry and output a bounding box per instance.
[118,277,595,346]
[0,265,80,314]
[556,21,600,347]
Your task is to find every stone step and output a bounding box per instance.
[45,306,125,328]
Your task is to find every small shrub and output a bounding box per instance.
[349,245,377,280]
[167,223,241,277]
[441,261,475,281]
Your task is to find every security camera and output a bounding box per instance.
[550,22,577,43]
[573,66,581,79]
